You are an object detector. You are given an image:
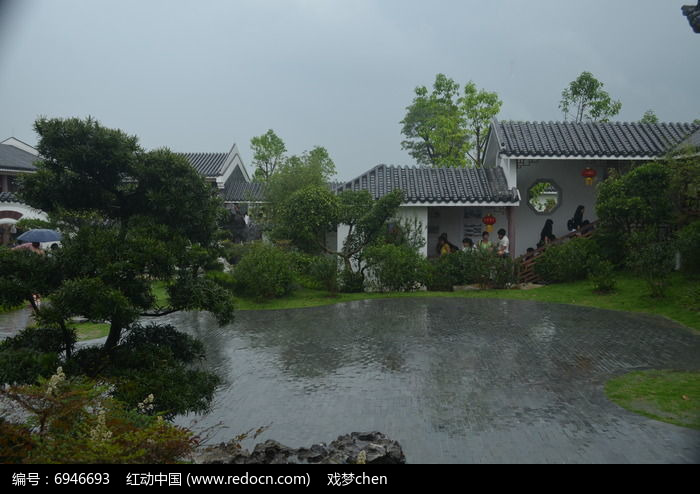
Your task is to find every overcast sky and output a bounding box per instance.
[1,0,698,180]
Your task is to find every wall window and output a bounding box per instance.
[527,180,561,214]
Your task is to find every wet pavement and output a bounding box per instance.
[0,307,32,340]
[167,298,700,464]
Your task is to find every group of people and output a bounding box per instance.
[535,205,591,250]
[436,229,510,258]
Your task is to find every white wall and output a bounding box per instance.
[335,206,428,258]
[0,201,47,223]
[511,159,602,256]
[396,206,428,257]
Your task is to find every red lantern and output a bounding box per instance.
[582,167,597,186]
[482,214,497,233]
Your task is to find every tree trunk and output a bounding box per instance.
[104,319,124,351]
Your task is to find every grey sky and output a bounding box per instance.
[1,0,698,180]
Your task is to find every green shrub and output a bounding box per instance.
[205,270,236,291]
[219,240,251,265]
[339,268,364,293]
[232,242,294,299]
[306,255,338,293]
[288,252,338,292]
[534,237,598,283]
[364,244,427,292]
[0,326,73,385]
[677,220,700,277]
[0,372,197,463]
[470,249,519,289]
[626,239,675,298]
[424,255,459,291]
[589,258,617,293]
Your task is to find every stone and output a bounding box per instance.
[194,431,405,464]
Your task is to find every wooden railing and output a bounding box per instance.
[516,221,599,284]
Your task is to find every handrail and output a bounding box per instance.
[516,221,599,284]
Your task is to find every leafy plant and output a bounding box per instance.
[534,237,598,283]
[676,220,700,277]
[0,369,197,463]
[626,234,675,298]
[232,242,294,299]
[588,258,617,294]
[364,244,427,292]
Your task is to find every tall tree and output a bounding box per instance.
[559,71,622,123]
[401,74,501,168]
[460,81,502,167]
[640,109,659,123]
[278,185,404,273]
[250,129,287,182]
[17,117,235,350]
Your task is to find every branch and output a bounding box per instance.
[140,306,180,317]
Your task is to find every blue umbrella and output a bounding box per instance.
[17,229,62,243]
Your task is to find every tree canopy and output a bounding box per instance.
[401,74,501,168]
[11,117,235,349]
[640,109,659,124]
[278,185,404,274]
[250,129,287,183]
[559,71,622,123]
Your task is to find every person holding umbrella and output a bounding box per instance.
[12,229,62,309]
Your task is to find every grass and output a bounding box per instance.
[73,280,171,341]
[232,273,700,332]
[606,370,700,430]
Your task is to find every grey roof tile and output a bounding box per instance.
[682,2,700,32]
[178,152,228,177]
[336,165,519,204]
[496,121,699,158]
[224,181,265,202]
[0,144,38,172]
[0,192,19,203]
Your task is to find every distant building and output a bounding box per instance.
[0,138,45,245]
[335,120,700,257]
[682,1,700,33]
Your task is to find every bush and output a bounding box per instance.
[589,258,617,293]
[424,255,457,291]
[68,323,220,419]
[626,239,675,298]
[232,242,294,299]
[0,372,197,463]
[0,327,73,385]
[205,270,236,291]
[339,268,364,293]
[288,252,338,293]
[219,241,251,266]
[677,220,700,277]
[364,244,427,292]
[534,237,598,283]
[469,249,519,289]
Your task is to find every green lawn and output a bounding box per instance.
[233,273,700,332]
[73,280,171,341]
[606,370,700,430]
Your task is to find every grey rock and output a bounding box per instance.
[194,431,405,464]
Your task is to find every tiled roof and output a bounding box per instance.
[494,121,699,158]
[0,144,38,172]
[178,152,228,177]
[224,181,265,203]
[336,165,519,204]
[682,2,700,33]
[0,192,19,203]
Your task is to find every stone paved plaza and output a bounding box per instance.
[170,298,700,463]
